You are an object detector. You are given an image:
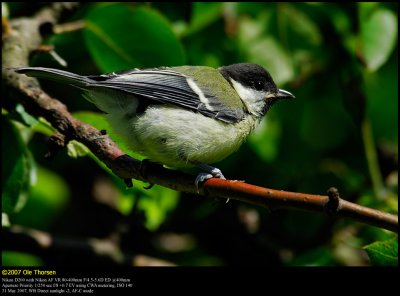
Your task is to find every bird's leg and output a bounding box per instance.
[194,164,230,203]
[197,163,225,178]
[194,163,226,191]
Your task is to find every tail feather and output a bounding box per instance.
[14,67,93,87]
[14,67,137,114]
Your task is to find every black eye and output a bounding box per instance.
[254,81,264,91]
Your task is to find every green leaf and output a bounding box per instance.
[284,4,322,47]
[238,16,294,84]
[72,111,110,131]
[236,2,272,17]
[114,178,179,231]
[130,181,179,231]
[287,247,334,266]
[16,104,37,126]
[1,116,34,215]
[12,166,70,231]
[364,237,398,266]
[360,6,398,71]
[67,140,90,158]
[2,213,10,227]
[248,116,281,163]
[31,118,56,137]
[363,56,398,143]
[6,104,38,127]
[2,2,9,18]
[2,251,44,266]
[84,3,185,72]
[183,2,222,36]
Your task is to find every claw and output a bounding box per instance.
[195,173,213,193]
[194,165,227,194]
[210,167,225,179]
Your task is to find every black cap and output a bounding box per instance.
[219,63,278,94]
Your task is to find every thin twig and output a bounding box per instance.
[2,4,398,234]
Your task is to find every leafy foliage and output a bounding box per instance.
[2,2,398,266]
[364,237,398,266]
[1,116,34,216]
[359,4,398,71]
[84,3,186,72]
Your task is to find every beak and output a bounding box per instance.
[277,89,295,99]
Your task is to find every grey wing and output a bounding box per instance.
[87,69,244,123]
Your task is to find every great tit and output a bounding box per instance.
[15,63,294,185]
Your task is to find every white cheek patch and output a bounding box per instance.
[187,78,214,111]
[229,78,267,116]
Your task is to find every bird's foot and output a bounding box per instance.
[194,165,227,201]
[195,166,226,188]
[195,173,214,191]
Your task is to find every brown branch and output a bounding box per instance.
[2,4,398,234]
[2,226,175,266]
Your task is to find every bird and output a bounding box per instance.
[15,63,295,187]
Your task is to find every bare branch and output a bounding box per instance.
[2,4,398,234]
